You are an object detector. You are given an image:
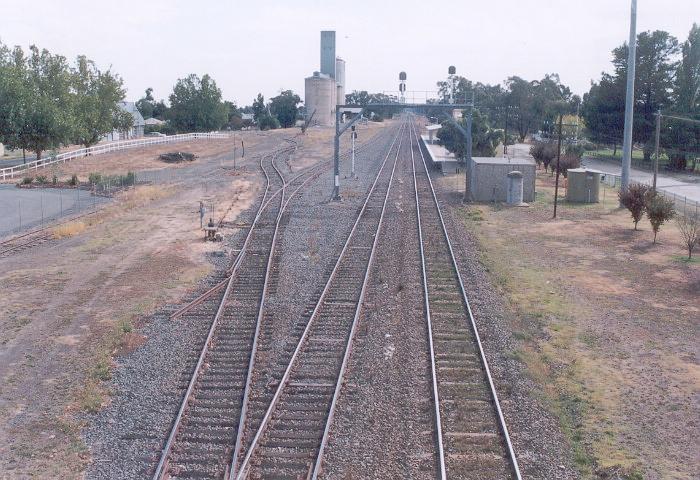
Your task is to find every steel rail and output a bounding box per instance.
[151,149,285,480]
[169,136,379,320]
[409,118,448,480]
[168,144,297,320]
[310,119,407,480]
[228,147,331,478]
[234,120,406,480]
[409,118,522,479]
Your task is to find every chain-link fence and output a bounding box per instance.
[600,172,699,217]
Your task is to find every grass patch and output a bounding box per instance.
[458,204,640,476]
[77,381,105,413]
[52,221,86,239]
[672,255,700,264]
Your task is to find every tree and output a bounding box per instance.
[664,24,700,170]
[581,73,625,149]
[223,101,244,130]
[168,74,228,133]
[71,55,130,149]
[646,194,675,243]
[618,183,651,230]
[677,214,700,259]
[530,141,557,171]
[269,90,301,128]
[136,88,168,120]
[611,31,680,160]
[252,93,266,123]
[437,110,503,159]
[0,44,75,160]
[257,114,279,131]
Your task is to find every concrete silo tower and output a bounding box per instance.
[335,57,346,106]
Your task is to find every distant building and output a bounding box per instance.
[104,101,145,141]
[241,113,254,122]
[144,117,165,126]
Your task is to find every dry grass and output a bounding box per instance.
[450,169,699,479]
[52,221,86,239]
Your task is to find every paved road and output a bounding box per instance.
[581,157,700,204]
[506,143,700,204]
[0,185,110,237]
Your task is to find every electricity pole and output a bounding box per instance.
[351,125,357,177]
[621,0,637,195]
[503,105,509,155]
[553,115,564,219]
[463,91,474,203]
[653,109,661,193]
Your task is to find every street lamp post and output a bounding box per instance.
[621,0,638,195]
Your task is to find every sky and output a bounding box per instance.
[1,0,698,106]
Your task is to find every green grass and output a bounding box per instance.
[672,254,700,263]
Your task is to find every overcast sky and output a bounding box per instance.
[2,0,698,106]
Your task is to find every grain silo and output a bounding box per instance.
[305,72,336,126]
[335,57,346,105]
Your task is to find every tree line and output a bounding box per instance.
[0,42,131,160]
[137,85,302,134]
[0,41,305,163]
[582,24,700,169]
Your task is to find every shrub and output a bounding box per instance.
[530,141,557,171]
[677,214,700,259]
[52,175,58,185]
[646,194,675,243]
[618,183,650,230]
[35,175,47,184]
[21,176,33,185]
[69,174,79,186]
[565,143,585,159]
[88,172,102,185]
[554,153,581,178]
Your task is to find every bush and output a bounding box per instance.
[565,143,585,159]
[52,175,58,185]
[69,174,79,186]
[529,141,557,171]
[618,183,650,230]
[88,172,102,185]
[35,175,47,184]
[257,114,279,131]
[556,153,581,178]
[677,214,700,259]
[21,176,33,185]
[646,194,675,243]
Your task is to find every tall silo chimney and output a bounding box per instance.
[320,31,336,79]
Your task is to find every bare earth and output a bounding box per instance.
[438,169,699,479]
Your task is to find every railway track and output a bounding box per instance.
[232,120,406,479]
[151,145,302,479]
[409,119,521,479]
[152,125,396,479]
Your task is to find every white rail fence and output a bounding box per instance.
[0,132,231,181]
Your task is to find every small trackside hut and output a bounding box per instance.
[468,157,536,203]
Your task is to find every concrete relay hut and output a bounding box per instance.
[468,157,536,202]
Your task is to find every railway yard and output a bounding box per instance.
[0,115,697,480]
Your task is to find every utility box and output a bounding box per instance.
[567,168,602,203]
[506,171,524,205]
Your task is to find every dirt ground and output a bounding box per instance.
[439,169,699,479]
[0,123,382,479]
